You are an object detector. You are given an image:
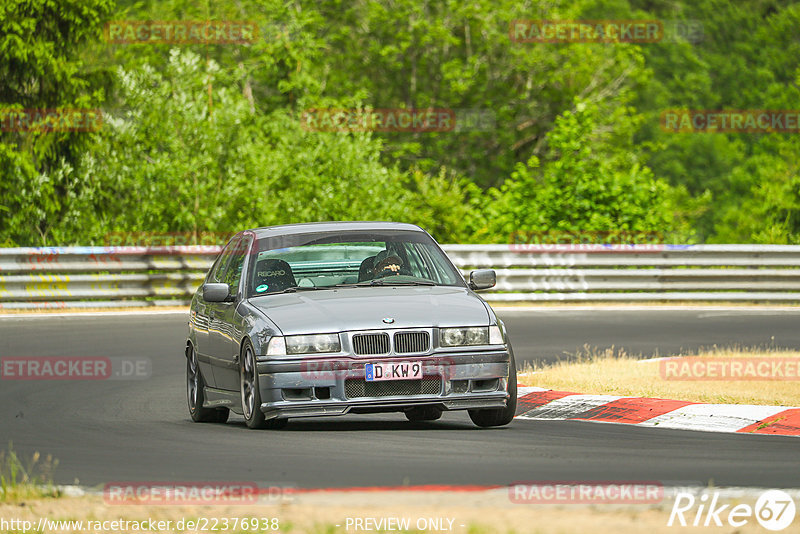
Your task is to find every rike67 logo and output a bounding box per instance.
[668,490,796,531]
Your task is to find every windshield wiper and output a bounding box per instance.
[277,286,331,293]
[340,279,437,287]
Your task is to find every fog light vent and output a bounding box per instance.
[282,387,313,401]
[471,379,499,392]
[451,380,469,393]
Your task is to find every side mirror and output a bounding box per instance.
[468,269,496,290]
[203,283,231,302]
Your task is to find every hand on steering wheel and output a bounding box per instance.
[374,254,403,277]
[379,263,401,275]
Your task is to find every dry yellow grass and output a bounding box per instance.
[518,346,800,406]
[0,446,60,503]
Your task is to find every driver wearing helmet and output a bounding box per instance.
[373,249,404,277]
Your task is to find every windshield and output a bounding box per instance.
[247,230,464,296]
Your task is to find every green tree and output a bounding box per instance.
[0,0,113,245]
[65,49,476,243]
[483,101,691,243]
[314,0,654,190]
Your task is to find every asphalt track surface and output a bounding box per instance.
[1,309,799,489]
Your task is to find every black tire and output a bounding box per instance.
[187,344,229,423]
[468,351,517,428]
[240,340,288,430]
[405,406,443,422]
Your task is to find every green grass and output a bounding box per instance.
[0,442,61,502]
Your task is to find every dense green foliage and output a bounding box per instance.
[0,0,798,245]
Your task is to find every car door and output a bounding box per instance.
[194,238,237,387]
[207,233,253,391]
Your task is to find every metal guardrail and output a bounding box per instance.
[1,244,799,308]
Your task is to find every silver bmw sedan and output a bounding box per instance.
[186,221,517,429]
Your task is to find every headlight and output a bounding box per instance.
[286,334,341,354]
[440,327,489,347]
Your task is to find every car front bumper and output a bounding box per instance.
[256,350,511,420]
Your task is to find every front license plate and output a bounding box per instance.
[365,361,422,381]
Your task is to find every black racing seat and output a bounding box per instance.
[252,258,296,294]
[358,255,376,282]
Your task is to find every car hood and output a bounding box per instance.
[249,286,490,334]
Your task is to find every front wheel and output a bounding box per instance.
[468,352,517,428]
[187,344,229,423]
[240,340,288,430]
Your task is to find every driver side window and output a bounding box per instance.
[222,235,251,296]
[208,235,241,284]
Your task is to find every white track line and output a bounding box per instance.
[517,394,623,420]
[517,386,549,397]
[638,404,789,433]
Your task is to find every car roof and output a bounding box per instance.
[247,221,426,239]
